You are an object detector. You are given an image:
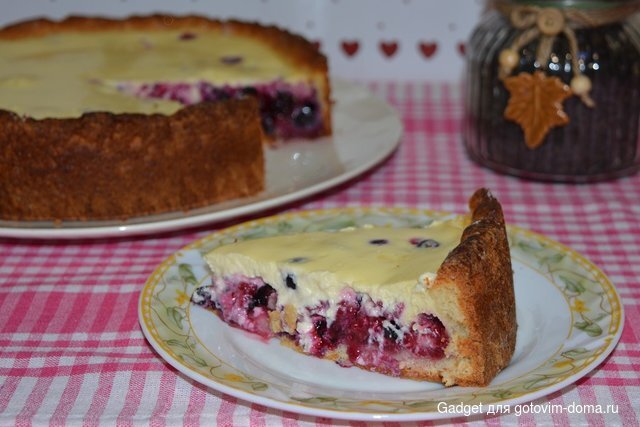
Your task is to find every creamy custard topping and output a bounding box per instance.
[204,220,467,322]
[0,30,301,119]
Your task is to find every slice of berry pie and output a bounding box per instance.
[192,189,516,386]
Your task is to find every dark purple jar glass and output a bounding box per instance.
[464,0,640,182]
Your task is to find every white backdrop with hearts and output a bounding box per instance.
[0,0,485,82]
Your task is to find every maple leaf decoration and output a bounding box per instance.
[503,71,573,149]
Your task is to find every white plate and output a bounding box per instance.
[138,208,623,422]
[0,80,402,239]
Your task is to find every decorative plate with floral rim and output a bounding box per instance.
[138,208,623,422]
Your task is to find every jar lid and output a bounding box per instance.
[507,0,639,9]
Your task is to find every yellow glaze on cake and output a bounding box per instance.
[0,30,302,119]
[204,220,467,323]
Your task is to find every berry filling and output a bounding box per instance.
[192,274,449,375]
[192,276,276,338]
[115,80,325,139]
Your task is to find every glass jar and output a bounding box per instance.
[464,0,640,182]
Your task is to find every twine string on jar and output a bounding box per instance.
[495,1,640,107]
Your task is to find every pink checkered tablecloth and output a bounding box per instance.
[1,82,639,426]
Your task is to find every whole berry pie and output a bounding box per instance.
[192,189,516,386]
[0,15,331,221]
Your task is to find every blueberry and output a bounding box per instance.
[220,55,243,65]
[274,91,294,115]
[287,257,308,264]
[179,32,197,41]
[312,315,327,335]
[417,239,440,248]
[261,115,275,135]
[369,239,389,245]
[252,284,275,308]
[239,86,258,97]
[355,293,363,306]
[411,238,440,248]
[198,83,216,101]
[213,88,231,101]
[285,274,297,290]
[383,326,399,341]
[198,85,231,102]
[383,319,401,341]
[292,102,317,128]
[192,286,212,306]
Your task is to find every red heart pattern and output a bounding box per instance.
[341,40,360,57]
[336,40,465,59]
[457,42,466,56]
[379,41,398,58]
[419,41,438,58]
